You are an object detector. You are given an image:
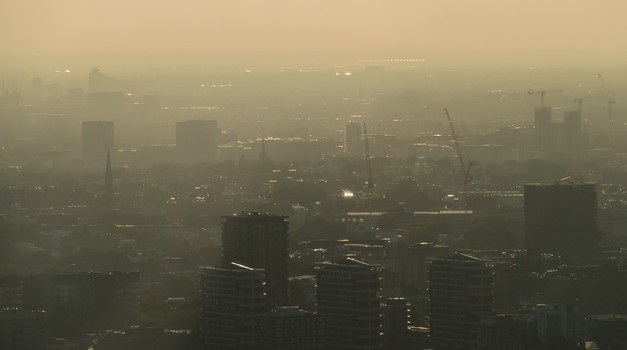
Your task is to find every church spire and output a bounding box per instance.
[104,150,113,209]
[258,136,274,172]
[259,136,268,162]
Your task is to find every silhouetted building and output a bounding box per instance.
[175,120,218,163]
[88,68,113,92]
[587,314,627,350]
[222,212,289,308]
[478,313,537,350]
[345,121,363,154]
[104,150,113,210]
[524,182,598,254]
[523,303,578,347]
[82,121,114,168]
[383,297,410,350]
[257,306,324,350]
[0,309,47,350]
[561,110,586,160]
[0,272,139,335]
[479,303,579,349]
[200,263,265,350]
[316,257,382,350]
[406,326,431,350]
[259,137,269,162]
[534,107,555,153]
[428,253,494,350]
[398,242,450,290]
[257,137,274,171]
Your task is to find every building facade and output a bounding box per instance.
[200,263,266,350]
[96,326,191,350]
[221,212,289,308]
[534,107,554,153]
[0,309,47,350]
[344,121,363,154]
[316,257,382,350]
[256,306,324,350]
[524,182,598,254]
[0,271,139,335]
[383,297,411,350]
[428,253,494,350]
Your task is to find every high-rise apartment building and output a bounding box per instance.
[316,257,382,350]
[478,303,579,350]
[344,121,363,154]
[82,121,114,168]
[0,271,139,334]
[175,120,218,163]
[88,68,115,92]
[534,107,554,153]
[221,212,289,308]
[383,297,411,350]
[200,263,266,350]
[103,150,113,210]
[478,313,537,350]
[398,242,450,290]
[562,110,585,159]
[524,182,598,254]
[428,253,494,350]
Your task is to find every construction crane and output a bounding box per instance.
[444,109,473,196]
[363,123,374,190]
[527,89,563,107]
[598,73,616,126]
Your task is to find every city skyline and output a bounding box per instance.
[2,2,627,348]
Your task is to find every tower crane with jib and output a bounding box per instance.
[444,109,473,207]
[363,123,374,191]
[527,89,563,107]
[597,73,616,128]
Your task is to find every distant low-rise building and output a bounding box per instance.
[0,271,139,335]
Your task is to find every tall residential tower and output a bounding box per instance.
[524,182,598,254]
[316,257,383,350]
[344,121,363,154]
[429,253,494,350]
[221,212,289,308]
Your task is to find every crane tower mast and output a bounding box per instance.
[363,123,374,190]
[444,109,473,191]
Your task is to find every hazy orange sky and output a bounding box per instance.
[2,0,627,55]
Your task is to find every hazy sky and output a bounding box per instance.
[2,0,627,55]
